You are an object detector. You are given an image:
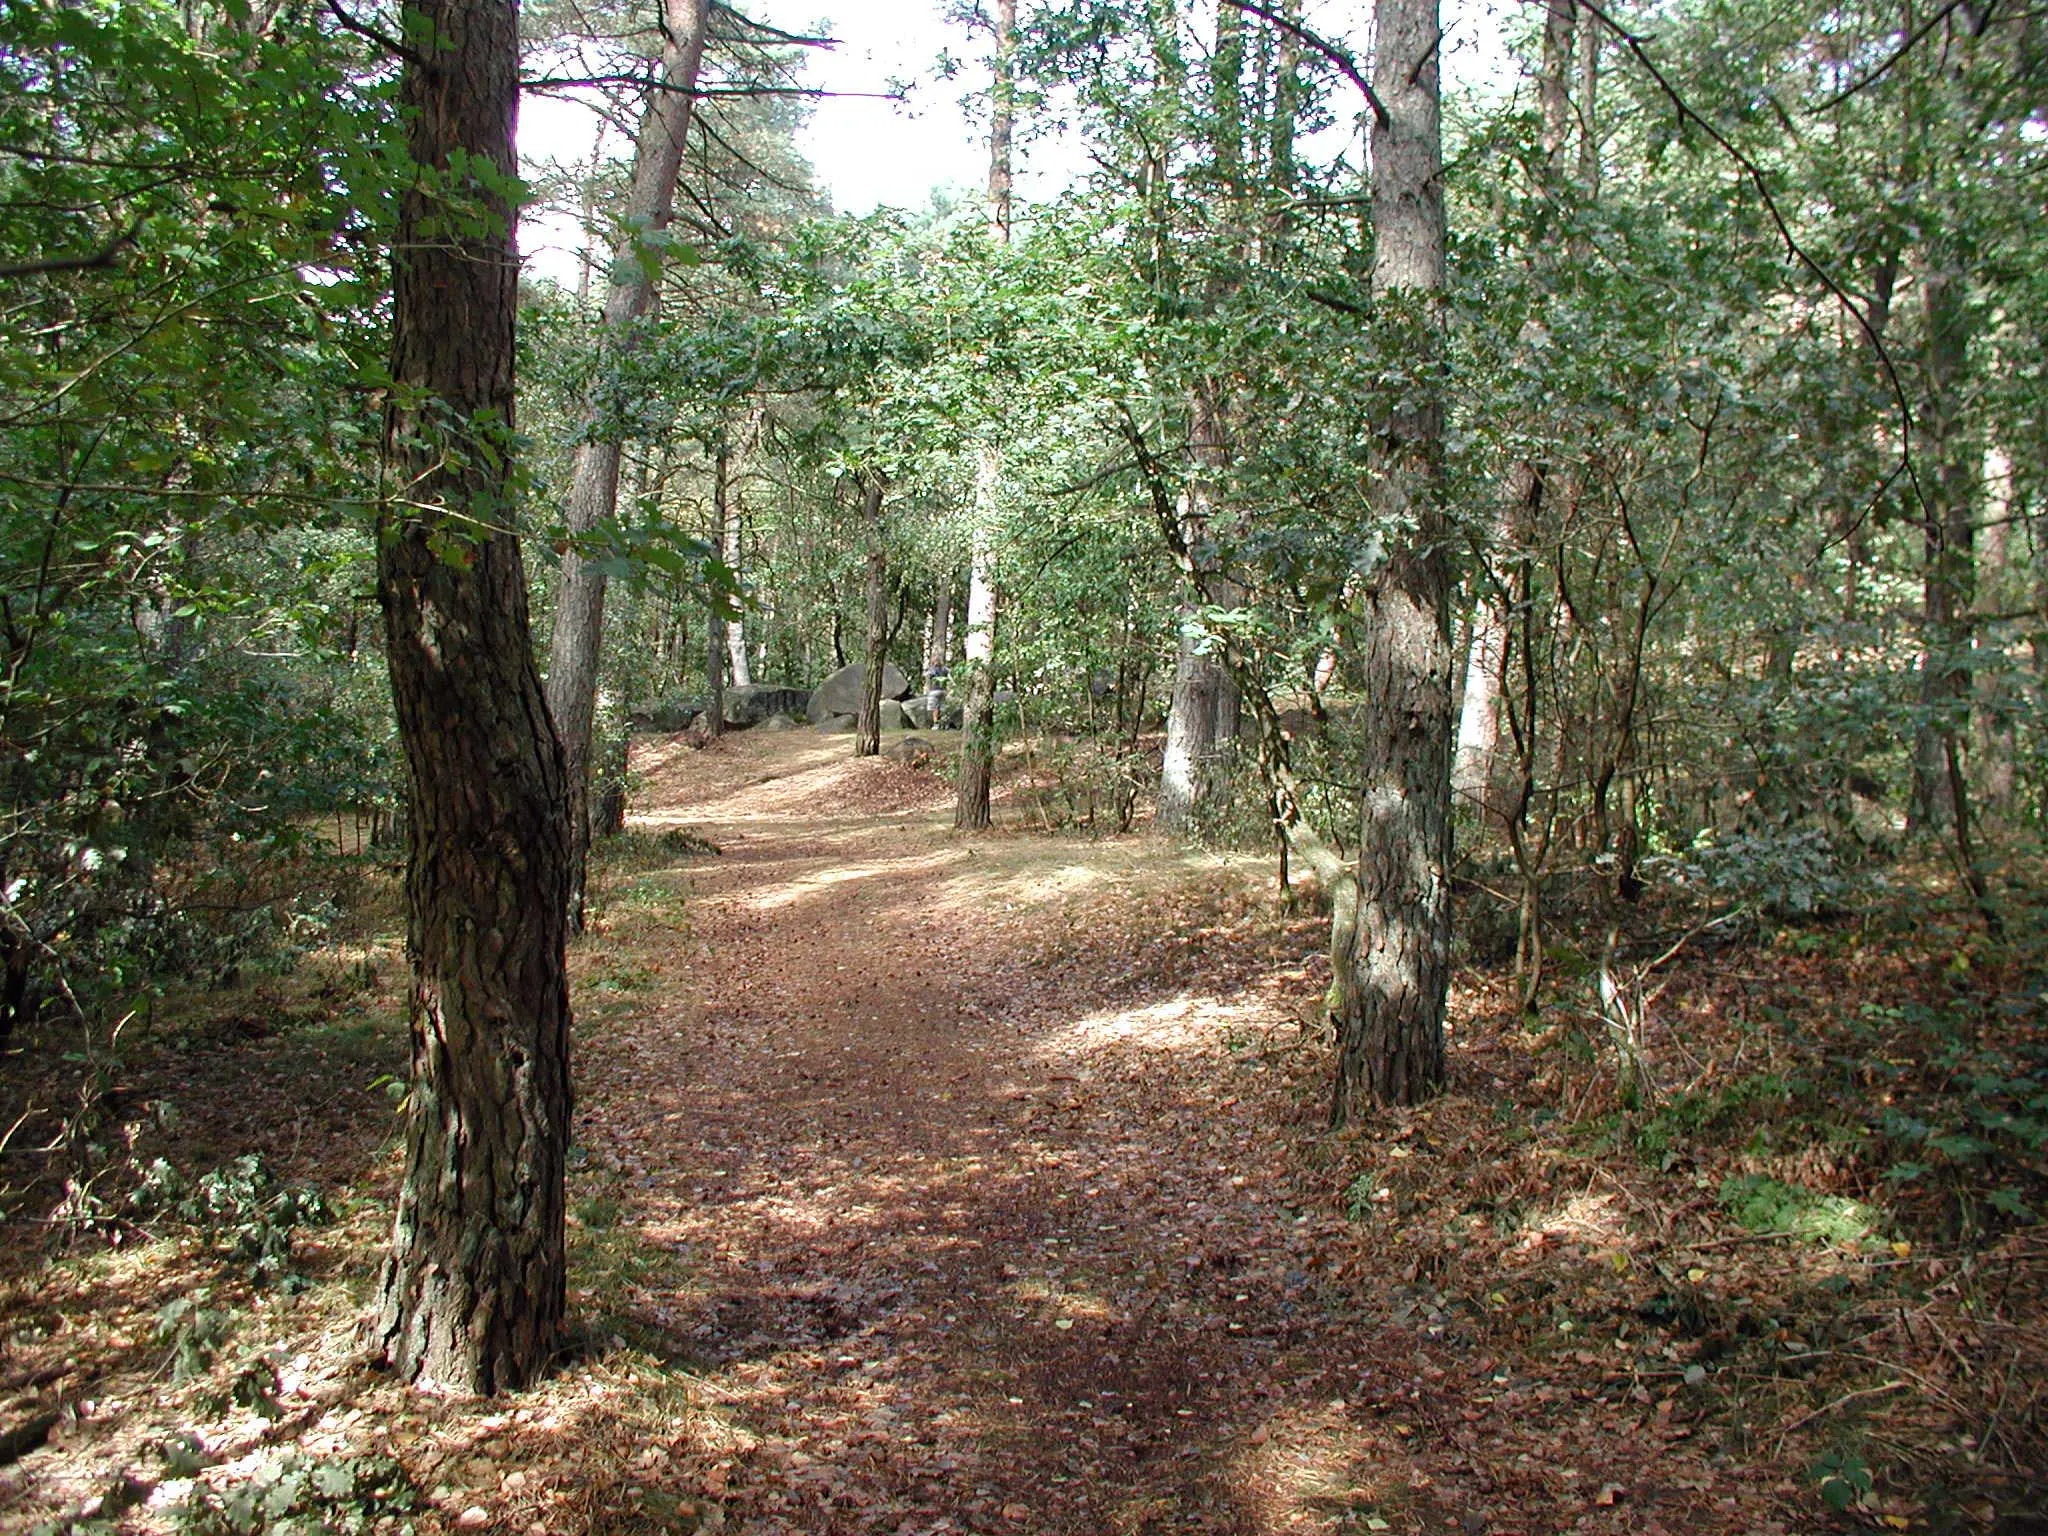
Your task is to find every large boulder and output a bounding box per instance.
[759,713,799,731]
[631,695,700,732]
[806,661,910,721]
[815,713,856,734]
[901,696,934,729]
[877,698,908,731]
[724,683,810,727]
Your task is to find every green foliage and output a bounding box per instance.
[1719,1175,1880,1246]
[170,1451,419,1536]
[1674,829,1849,918]
[0,1,402,1047]
[128,1154,333,1286]
[155,1293,234,1382]
[1809,1447,1873,1512]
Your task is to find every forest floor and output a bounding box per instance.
[0,728,2043,1536]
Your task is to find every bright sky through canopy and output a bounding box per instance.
[521,0,1517,284]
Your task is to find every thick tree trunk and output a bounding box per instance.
[1330,0,1451,1122]
[371,0,573,1396]
[856,475,887,757]
[1157,575,1240,835]
[1158,603,1222,834]
[543,0,708,932]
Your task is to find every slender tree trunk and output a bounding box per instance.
[856,474,887,757]
[955,517,999,829]
[1909,262,1975,833]
[371,0,573,1395]
[955,0,1018,831]
[1973,444,2016,817]
[1456,0,1573,815]
[543,0,708,933]
[704,440,728,740]
[925,573,953,682]
[723,435,752,686]
[1330,0,1451,1122]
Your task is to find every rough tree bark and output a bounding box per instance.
[543,0,708,931]
[856,473,888,758]
[954,0,1017,831]
[703,437,728,741]
[1329,0,1452,1121]
[371,0,573,1394]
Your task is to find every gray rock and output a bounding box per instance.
[807,661,910,721]
[886,735,935,766]
[901,696,934,729]
[759,713,799,731]
[990,687,1017,707]
[632,698,700,732]
[877,698,908,731]
[723,683,810,726]
[815,713,856,734]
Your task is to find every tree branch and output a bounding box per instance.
[1222,0,1389,130]
[710,3,836,49]
[0,219,140,282]
[325,0,428,68]
[1568,0,1926,519]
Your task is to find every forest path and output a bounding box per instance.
[573,729,1429,1536]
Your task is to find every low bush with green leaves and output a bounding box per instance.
[171,1452,418,1536]
[128,1154,333,1286]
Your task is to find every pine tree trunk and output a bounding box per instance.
[372,0,573,1395]
[544,0,708,932]
[856,475,887,758]
[1330,0,1452,1122]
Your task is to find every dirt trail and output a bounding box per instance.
[577,731,1421,1535]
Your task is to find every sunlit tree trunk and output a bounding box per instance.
[856,473,888,758]
[544,0,708,932]
[371,0,573,1394]
[925,573,953,682]
[1157,6,1248,834]
[955,514,1000,829]
[703,438,728,740]
[1330,0,1451,1121]
[1973,443,2016,818]
[723,483,751,687]
[955,0,1018,830]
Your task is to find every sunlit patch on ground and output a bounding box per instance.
[1228,1402,1407,1533]
[1031,990,1287,1062]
